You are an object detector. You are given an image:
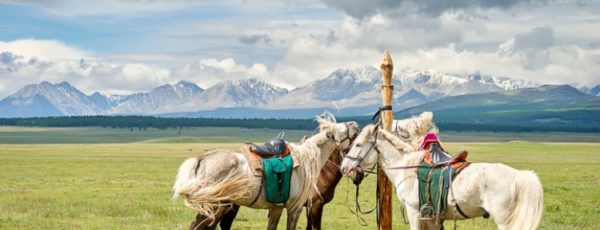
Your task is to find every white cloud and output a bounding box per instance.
[320,0,550,18]
[172,58,271,89]
[0,39,89,61]
[1,1,599,98]
[0,51,170,97]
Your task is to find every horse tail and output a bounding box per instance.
[172,156,253,224]
[506,170,544,230]
[172,157,201,201]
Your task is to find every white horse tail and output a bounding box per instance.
[507,170,544,230]
[172,156,252,224]
[172,157,201,200]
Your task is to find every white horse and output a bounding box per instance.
[341,113,544,230]
[173,114,359,230]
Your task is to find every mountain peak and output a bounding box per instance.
[175,80,196,86]
[3,80,103,116]
[56,81,75,89]
[329,66,380,83]
[589,83,600,96]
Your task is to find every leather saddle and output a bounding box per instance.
[429,143,468,167]
[249,132,290,158]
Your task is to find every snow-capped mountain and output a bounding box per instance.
[270,66,539,110]
[591,84,600,96]
[0,81,104,117]
[0,67,554,118]
[171,78,289,112]
[110,81,203,114]
[269,66,390,109]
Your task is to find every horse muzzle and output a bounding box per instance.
[352,167,365,185]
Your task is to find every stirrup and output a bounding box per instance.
[419,204,434,220]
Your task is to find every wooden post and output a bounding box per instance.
[378,51,394,230]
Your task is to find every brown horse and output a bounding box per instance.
[188,146,351,230]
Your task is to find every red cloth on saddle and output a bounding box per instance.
[419,132,470,172]
[419,132,443,151]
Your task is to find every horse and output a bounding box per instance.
[187,112,436,230]
[340,114,544,230]
[172,113,360,230]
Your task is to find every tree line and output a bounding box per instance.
[0,116,597,133]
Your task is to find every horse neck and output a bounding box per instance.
[378,138,424,190]
[326,149,344,179]
[302,131,337,169]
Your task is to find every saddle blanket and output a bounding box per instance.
[417,134,470,219]
[417,163,453,218]
[262,155,293,203]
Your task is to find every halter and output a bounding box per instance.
[344,129,381,166]
[332,122,357,144]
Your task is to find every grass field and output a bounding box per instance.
[0,126,599,229]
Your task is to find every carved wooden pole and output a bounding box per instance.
[378,51,394,229]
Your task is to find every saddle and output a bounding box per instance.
[417,133,470,222]
[419,133,469,170]
[249,132,290,158]
[246,132,293,204]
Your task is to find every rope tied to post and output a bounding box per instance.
[372,105,393,121]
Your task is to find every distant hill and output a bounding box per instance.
[397,85,600,128]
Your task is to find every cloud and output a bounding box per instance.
[173,58,270,88]
[0,51,170,97]
[500,26,555,54]
[320,0,549,18]
[499,26,556,69]
[238,34,272,45]
[0,39,278,97]
[0,39,89,61]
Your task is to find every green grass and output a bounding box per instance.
[1,126,599,144]
[0,126,599,229]
[0,126,310,144]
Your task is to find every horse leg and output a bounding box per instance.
[307,200,325,230]
[267,208,284,230]
[189,213,212,230]
[218,204,240,230]
[286,206,303,230]
[405,206,422,230]
[189,212,221,230]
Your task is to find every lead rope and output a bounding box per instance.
[344,179,369,226]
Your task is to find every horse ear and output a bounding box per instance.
[326,113,336,123]
[419,112,433,122]
[300,135,308,143]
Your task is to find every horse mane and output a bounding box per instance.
[282,112,337,211]
[377,125,428,166]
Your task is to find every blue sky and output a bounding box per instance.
[0,0,599,97]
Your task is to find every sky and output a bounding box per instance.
[0,0,599,97]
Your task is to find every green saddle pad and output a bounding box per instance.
[262,155,293,203]
[417,163,453,218]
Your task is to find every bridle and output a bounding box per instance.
[331,122,358,145]
[328,122,358,151]
[344,128,381,168]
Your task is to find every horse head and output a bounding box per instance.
[316,112,360,152]
[341,112,437,185]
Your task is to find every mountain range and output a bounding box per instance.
[0,66,597,119]
[397,84,600,128]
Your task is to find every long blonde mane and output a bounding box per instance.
[285,113,341,211]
